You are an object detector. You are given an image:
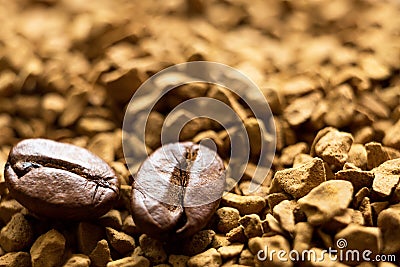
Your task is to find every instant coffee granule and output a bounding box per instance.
[0,0,400,266]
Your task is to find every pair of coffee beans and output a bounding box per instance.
[4,139,226,239]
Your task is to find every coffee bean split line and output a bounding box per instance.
[4,138,120,220]
[11,157,118,202]
[170,147,198,188]
[89,178,119,201]
[11,157,95,179]
[131,142,226,240]
[11,158,117,190]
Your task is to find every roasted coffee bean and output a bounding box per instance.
[131,142,226,240]
[4,138,120,220]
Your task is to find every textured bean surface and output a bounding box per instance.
[5,139,120,220]
[131,142,225,240]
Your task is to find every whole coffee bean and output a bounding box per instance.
[130,142,226,240]
[4,138,120,220]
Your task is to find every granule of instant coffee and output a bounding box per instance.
[30,229,66,267]
[239,214,263,239]
[298,180,354,225]
[187,248,222,267]
[168,254,190,267]
[105,227,135,255]
[0,252,31,267]
[313,128,354,169]
[221,192,266,215]
[63,254,91,267]
[0,213,34,252]
[0,199,24,224]
[279,142,309,166]
[89,239,112,267]
[334,224,381,265]
[77,222,105,255]
[378,205,400,254]
[248,235,292,267]
[359,197,373,226]
[365,142,390,170]
[273,200,297,233]
[215,207,240,233]
[274,158,326,198]
[217,243,243,259]
[293,222,313,253]
[181,230,215,256]
[139,235,167,264]
[335,167,374,192]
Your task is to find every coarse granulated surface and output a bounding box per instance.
[0,0,400,267]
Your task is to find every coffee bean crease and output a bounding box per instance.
[131,142,225,240]
[4,138,120,220]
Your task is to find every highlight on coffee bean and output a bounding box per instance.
[131,142,226,240]
[4,138,120,220]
